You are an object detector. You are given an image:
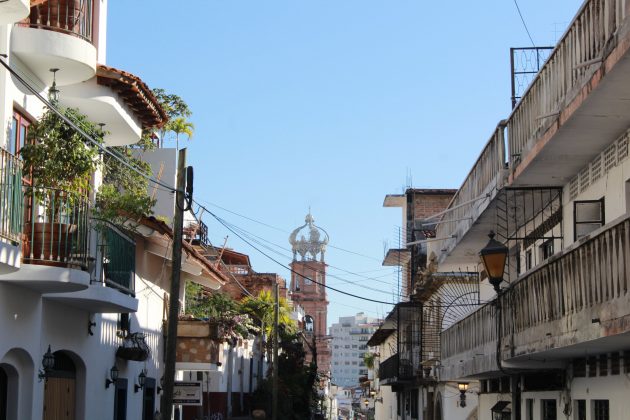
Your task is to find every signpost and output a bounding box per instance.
[173,381,203,406]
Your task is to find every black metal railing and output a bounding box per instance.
[22,0,94,43]
[97,221,135,296]
[0,149,22,242]
[379,354,399,383]
[22,186,89,269]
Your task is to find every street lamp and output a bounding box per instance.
[479,231,508,293]
[458,382,469,407]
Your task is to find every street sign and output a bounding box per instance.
[173,381,202,406]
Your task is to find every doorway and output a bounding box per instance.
[43,352,76,420]
[0,367,7,420]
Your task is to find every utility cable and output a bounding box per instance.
[513,0,536,47]
[0,56,181,194]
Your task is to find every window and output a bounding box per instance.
[592,400,609,420]
[541,240,554,260]
[304,277,312,285]
[574,400,586,420]
[599,355,608,376]
[526,249,533,270]
[573,359,586,377]
[588,356,597,377]
[574,200,604,240]
[611,353,620,375]
[541,399,556,420]
[526,399,533,420]
[10,110,31,156]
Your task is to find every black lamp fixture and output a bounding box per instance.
[363,398,369,409]
[479,231,509,293]
[48,68,60,104]
[134,368,147,393]
[105,365,119,389]
[458,382,469,407]
[38,345,55,381]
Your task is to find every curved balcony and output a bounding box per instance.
[45,222,138,312]
[0,186,89,293]
[11,0,97,86]
[0,0,29,25]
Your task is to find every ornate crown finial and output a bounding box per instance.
[289,212,329,262]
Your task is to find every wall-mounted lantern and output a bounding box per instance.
[38,345,55,381]
[458,382,469,407]
[105,365,119,389]
[134,368,147,393]
[479,231,508,293]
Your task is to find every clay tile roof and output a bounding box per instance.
[96,64,168,130]
[137,216,228,285]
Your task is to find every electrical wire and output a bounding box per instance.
[197,198,382,262]
[217,217,401,293]
[513,0,536,47]
[2,53,482,309]
[0,56,181,194]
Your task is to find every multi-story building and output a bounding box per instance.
[424,1,630,420]
[289,212,332,375]
[330,313,380,387]
[369,189,483,420]
[0,2,228,419]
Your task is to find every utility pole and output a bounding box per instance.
[272,280,279,420]
[161,148,187,419]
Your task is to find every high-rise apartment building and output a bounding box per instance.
[330,313,380,387]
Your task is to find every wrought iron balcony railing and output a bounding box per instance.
[21,0,94,43]
[507,0,628,169]
[378,353,399,383]
[22,186,89,269]
[0,149,23,243]
[97,221,135,296]
[441,214,630,373]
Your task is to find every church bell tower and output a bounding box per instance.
[289,213,331,375]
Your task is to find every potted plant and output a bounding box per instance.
[20,107,103,266]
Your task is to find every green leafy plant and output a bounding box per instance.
[94,145,155,224]
[20,107,103,203]
[185,282,257,342]
[151,88,194,149]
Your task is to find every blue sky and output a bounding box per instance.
[107,0,582,325]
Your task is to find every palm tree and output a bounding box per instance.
[170,117,194,150]
[241,290,295,337]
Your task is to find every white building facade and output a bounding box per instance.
[0,2,227,419]
[330,313,380,388]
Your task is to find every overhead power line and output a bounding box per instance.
[513,0,536,47]
[0,56,180,194]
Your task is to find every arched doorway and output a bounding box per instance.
[0,366,7,420]
[43,352,76,420]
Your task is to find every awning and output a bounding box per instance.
[382,248,411,266]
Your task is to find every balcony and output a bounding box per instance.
[0,185,90,292]
[0,149,23,274]
[0,0,29,25]
[441,213,630,380]
[44,222,138,312]
[435,124,507,265]
[507,0,630,187]
[12,0,97,86]
[60,65,168,147]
